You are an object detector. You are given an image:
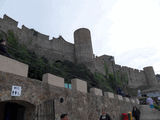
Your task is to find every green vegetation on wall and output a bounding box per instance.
[5,30,128,93]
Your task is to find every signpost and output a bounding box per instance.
[11,85,22,96]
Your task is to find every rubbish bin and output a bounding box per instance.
[122,113,129,120]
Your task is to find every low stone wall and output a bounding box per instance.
[0,58,139,120]
[0,71,139,120]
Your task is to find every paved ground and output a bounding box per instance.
[140,105,160,120]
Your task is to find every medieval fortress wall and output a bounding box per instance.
[0,54,139,120]
[0,15,158,88]
[0,15,75,62]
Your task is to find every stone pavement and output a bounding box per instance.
[140,105,160,120]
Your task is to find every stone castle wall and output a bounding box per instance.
[0,14,158,89]
[0,55,139,120]
[0,15,75,62]
[93,55,150,88]
[116,65,147,88]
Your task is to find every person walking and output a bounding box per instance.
[132,106,141,120]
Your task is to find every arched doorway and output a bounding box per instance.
[0,100,35,120]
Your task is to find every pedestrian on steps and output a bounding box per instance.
[146,97,154,108]
[132,106,141,120]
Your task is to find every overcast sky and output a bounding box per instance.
[0,0,160,74]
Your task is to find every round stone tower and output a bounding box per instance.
[143,66,158,86]
[74,28,94,64]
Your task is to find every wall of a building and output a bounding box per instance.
[94,55,155,88]
[0,15,75,62]
[119,66,147,88]
[143,66,158,86]
[94,55,114,74]
[0,71,139,120]
[0,55,139,120]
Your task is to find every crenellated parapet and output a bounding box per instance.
[21,25,50,40]
[0,56,140,120]
[3,14,18,27]
[94,54,156,88]
[42,70,139,105]
[0,15,75,62]
[94,55,115,74]
[0,54,141,105]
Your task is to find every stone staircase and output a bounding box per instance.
[140,105,160,120]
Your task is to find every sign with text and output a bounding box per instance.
[11,86,22,96]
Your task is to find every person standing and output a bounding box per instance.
[132,106,141,120]
[0,39,10,57]
[137,89,141,97]
[60,114,69,120]
[157,96,160,105]
[146,97,154,108]
[99,111,111,120]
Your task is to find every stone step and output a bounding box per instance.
[140,105,160,120]
[141,119,159,120]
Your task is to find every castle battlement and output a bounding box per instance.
[0,55,139,119]
[21,25,50,40]
[0,54,139,104]
[3,14,18,26]
[0,15,76,62]
[1,15,71,44]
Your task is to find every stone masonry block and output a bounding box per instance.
[42,73,64,88]
[130,99,135,103]
[136,99,140,104]
[0,55,28,77]
[117,95,123,101]
[124,97,130,102]
[71,78,87,93]
[90,88,103,96]
[104,92,114,99]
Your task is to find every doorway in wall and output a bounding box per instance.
[0,101,35,120]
